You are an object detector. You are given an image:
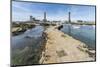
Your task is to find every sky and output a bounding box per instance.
[12,1,96,22]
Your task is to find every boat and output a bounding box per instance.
[72,25,80,29]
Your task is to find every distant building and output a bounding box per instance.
[77,20,83,23]
[30,15,33,21]
[29,16,40,23]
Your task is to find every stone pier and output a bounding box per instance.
[39,26,95,64]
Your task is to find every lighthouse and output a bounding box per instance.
[43,12,47,22]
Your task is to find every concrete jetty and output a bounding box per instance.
[39,26,95,64]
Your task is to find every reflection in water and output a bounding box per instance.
[11,26,45,65]
[12,26,44,47]
[12,25,95,50]
[61,24,95,49]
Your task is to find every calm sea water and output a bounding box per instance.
[61,24,96,49]
[11,26,44,50]
[12,25,96,50]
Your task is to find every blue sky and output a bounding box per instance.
[12,1,95,22]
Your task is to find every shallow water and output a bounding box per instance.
[12,24,96,50]
[61,24,96,49]
[11,26,44,50]
[11,26,45,65]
